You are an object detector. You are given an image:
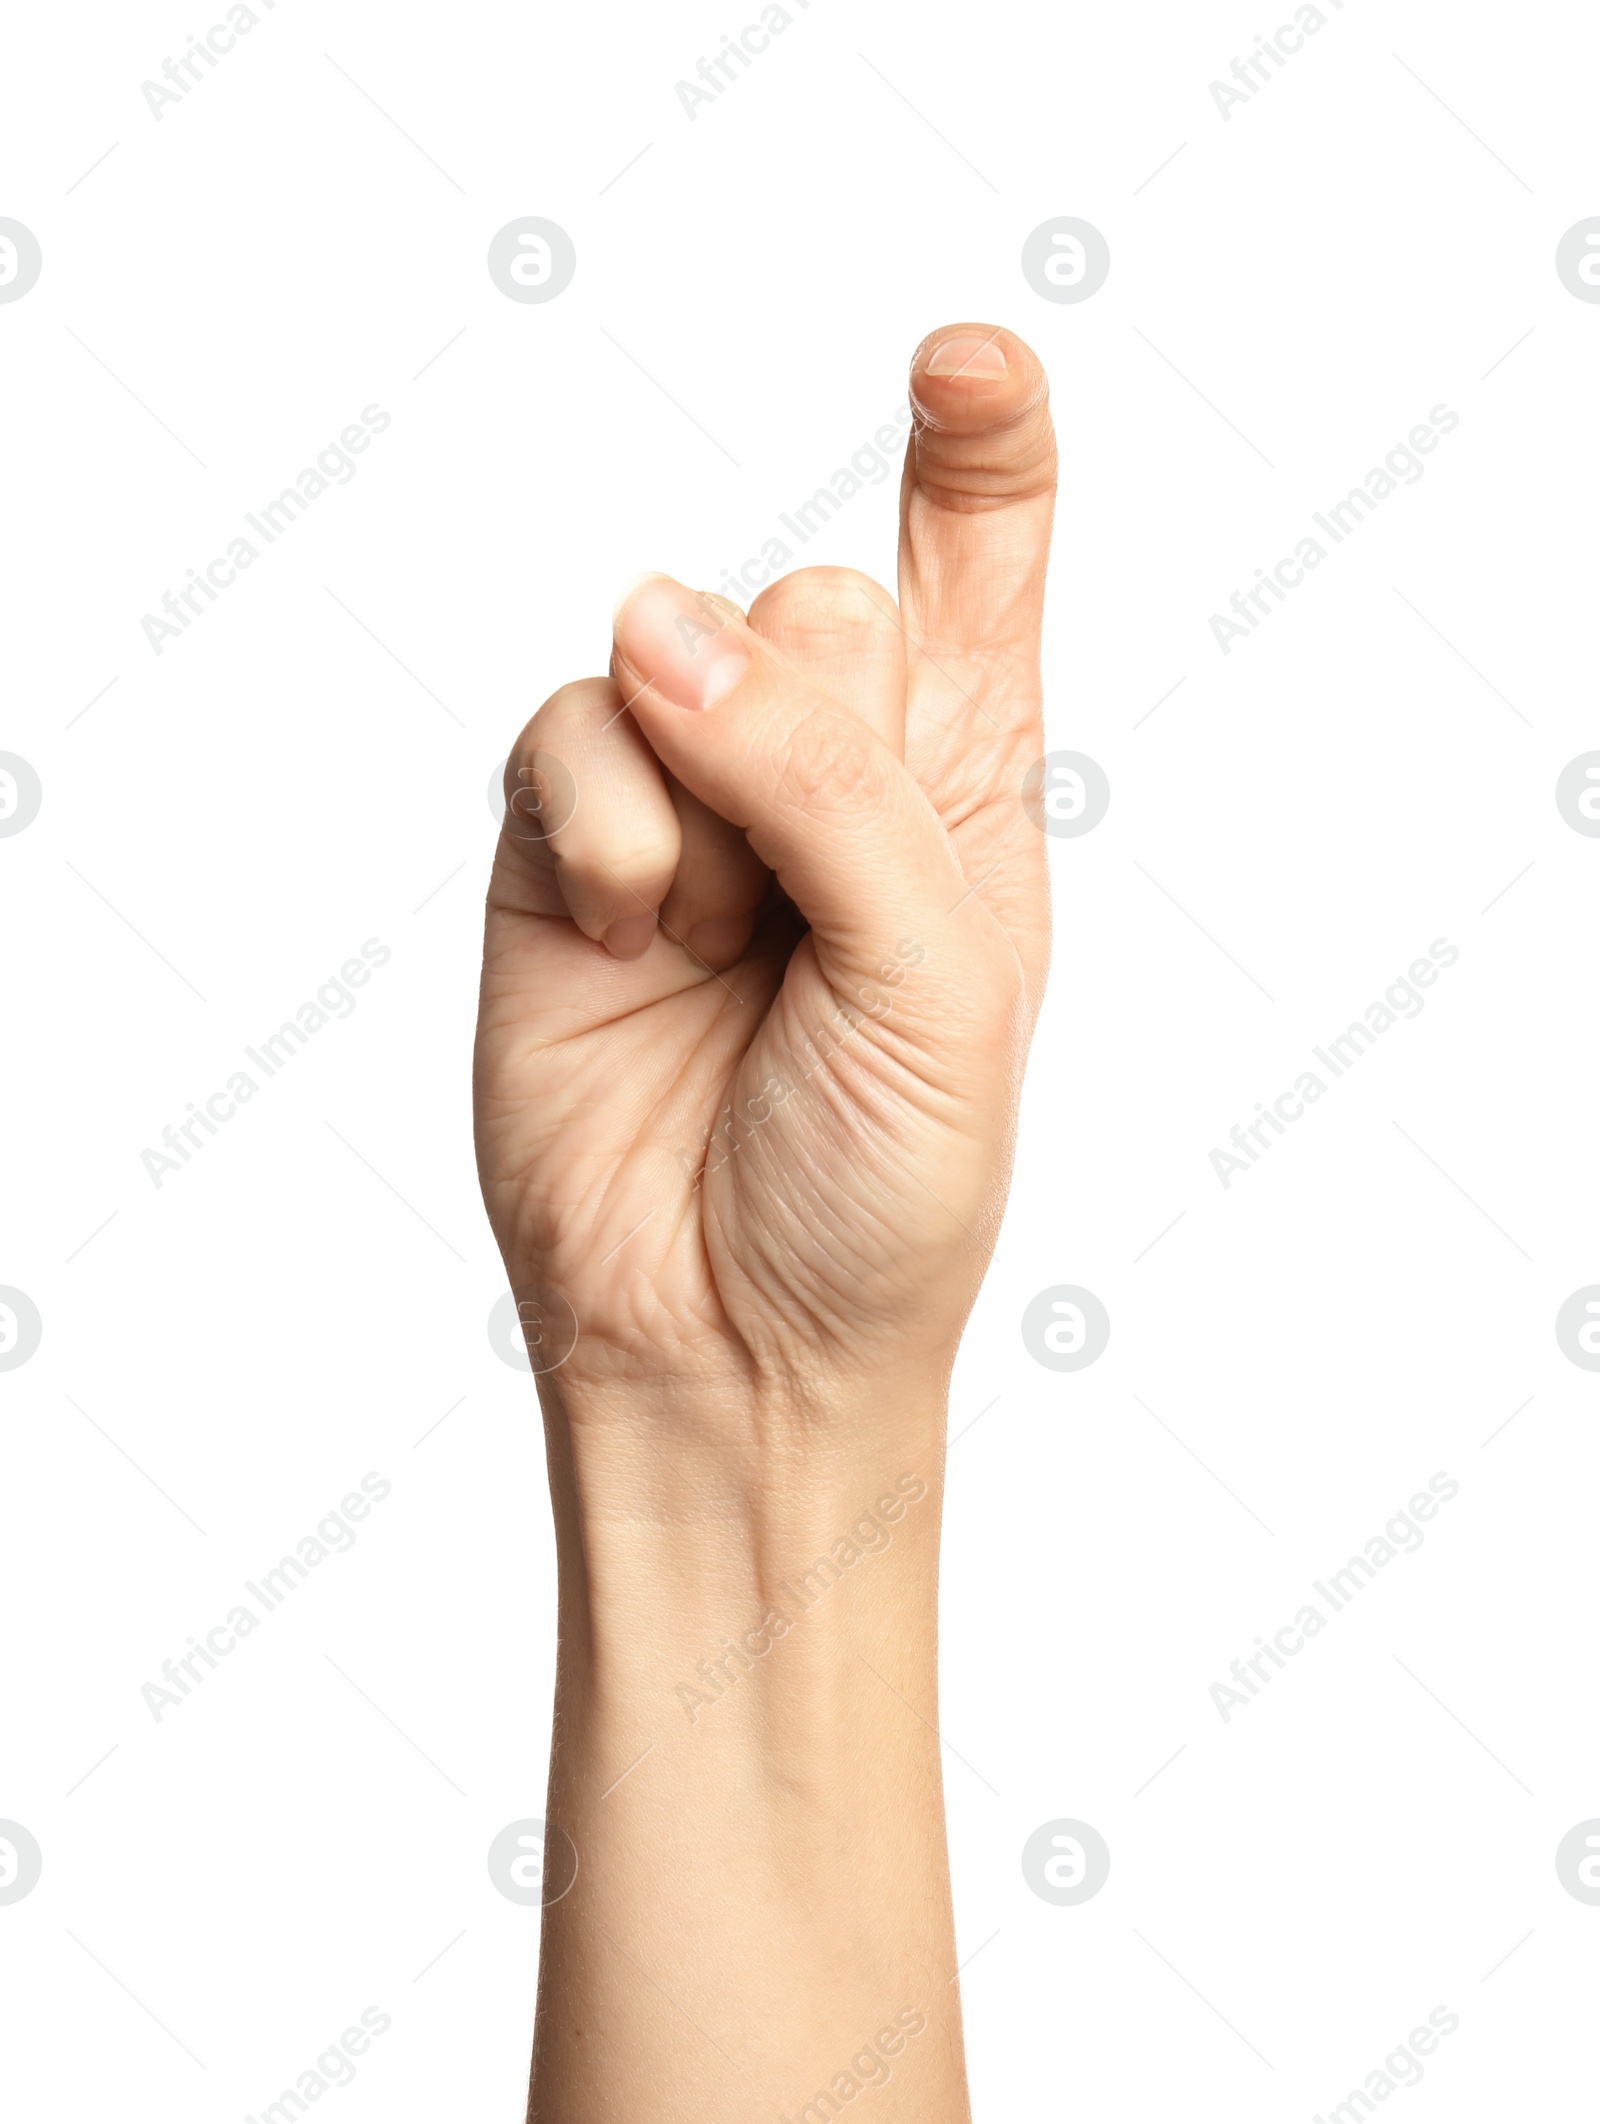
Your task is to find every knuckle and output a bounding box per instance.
[502,745,579,842]
[530,675,615,727]
[504,681,618,831]
[769,563,882,606]
[557,815,677,895]
[751,566,895,645]
[511,678,616,778]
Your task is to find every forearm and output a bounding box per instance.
[527,1379,968,2123]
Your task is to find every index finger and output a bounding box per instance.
[897,323,1057,669]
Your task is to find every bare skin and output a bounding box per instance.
[474,322,1056,2122]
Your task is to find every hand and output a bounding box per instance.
[474,324,1058,2124]
[474,324,1057,1422]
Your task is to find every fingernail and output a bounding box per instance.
[924,332,1008,379]
[613,575,749,711]
[603,912,657,960]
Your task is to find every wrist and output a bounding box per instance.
[538,1362,950,1558]
[535,1374,947,1774]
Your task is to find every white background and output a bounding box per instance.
[4,0,1598,2117]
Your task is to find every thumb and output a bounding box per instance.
[612,574,1004,1000]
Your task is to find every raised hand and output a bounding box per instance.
[475,324,1056,1415]
[473,323,1057,2124]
